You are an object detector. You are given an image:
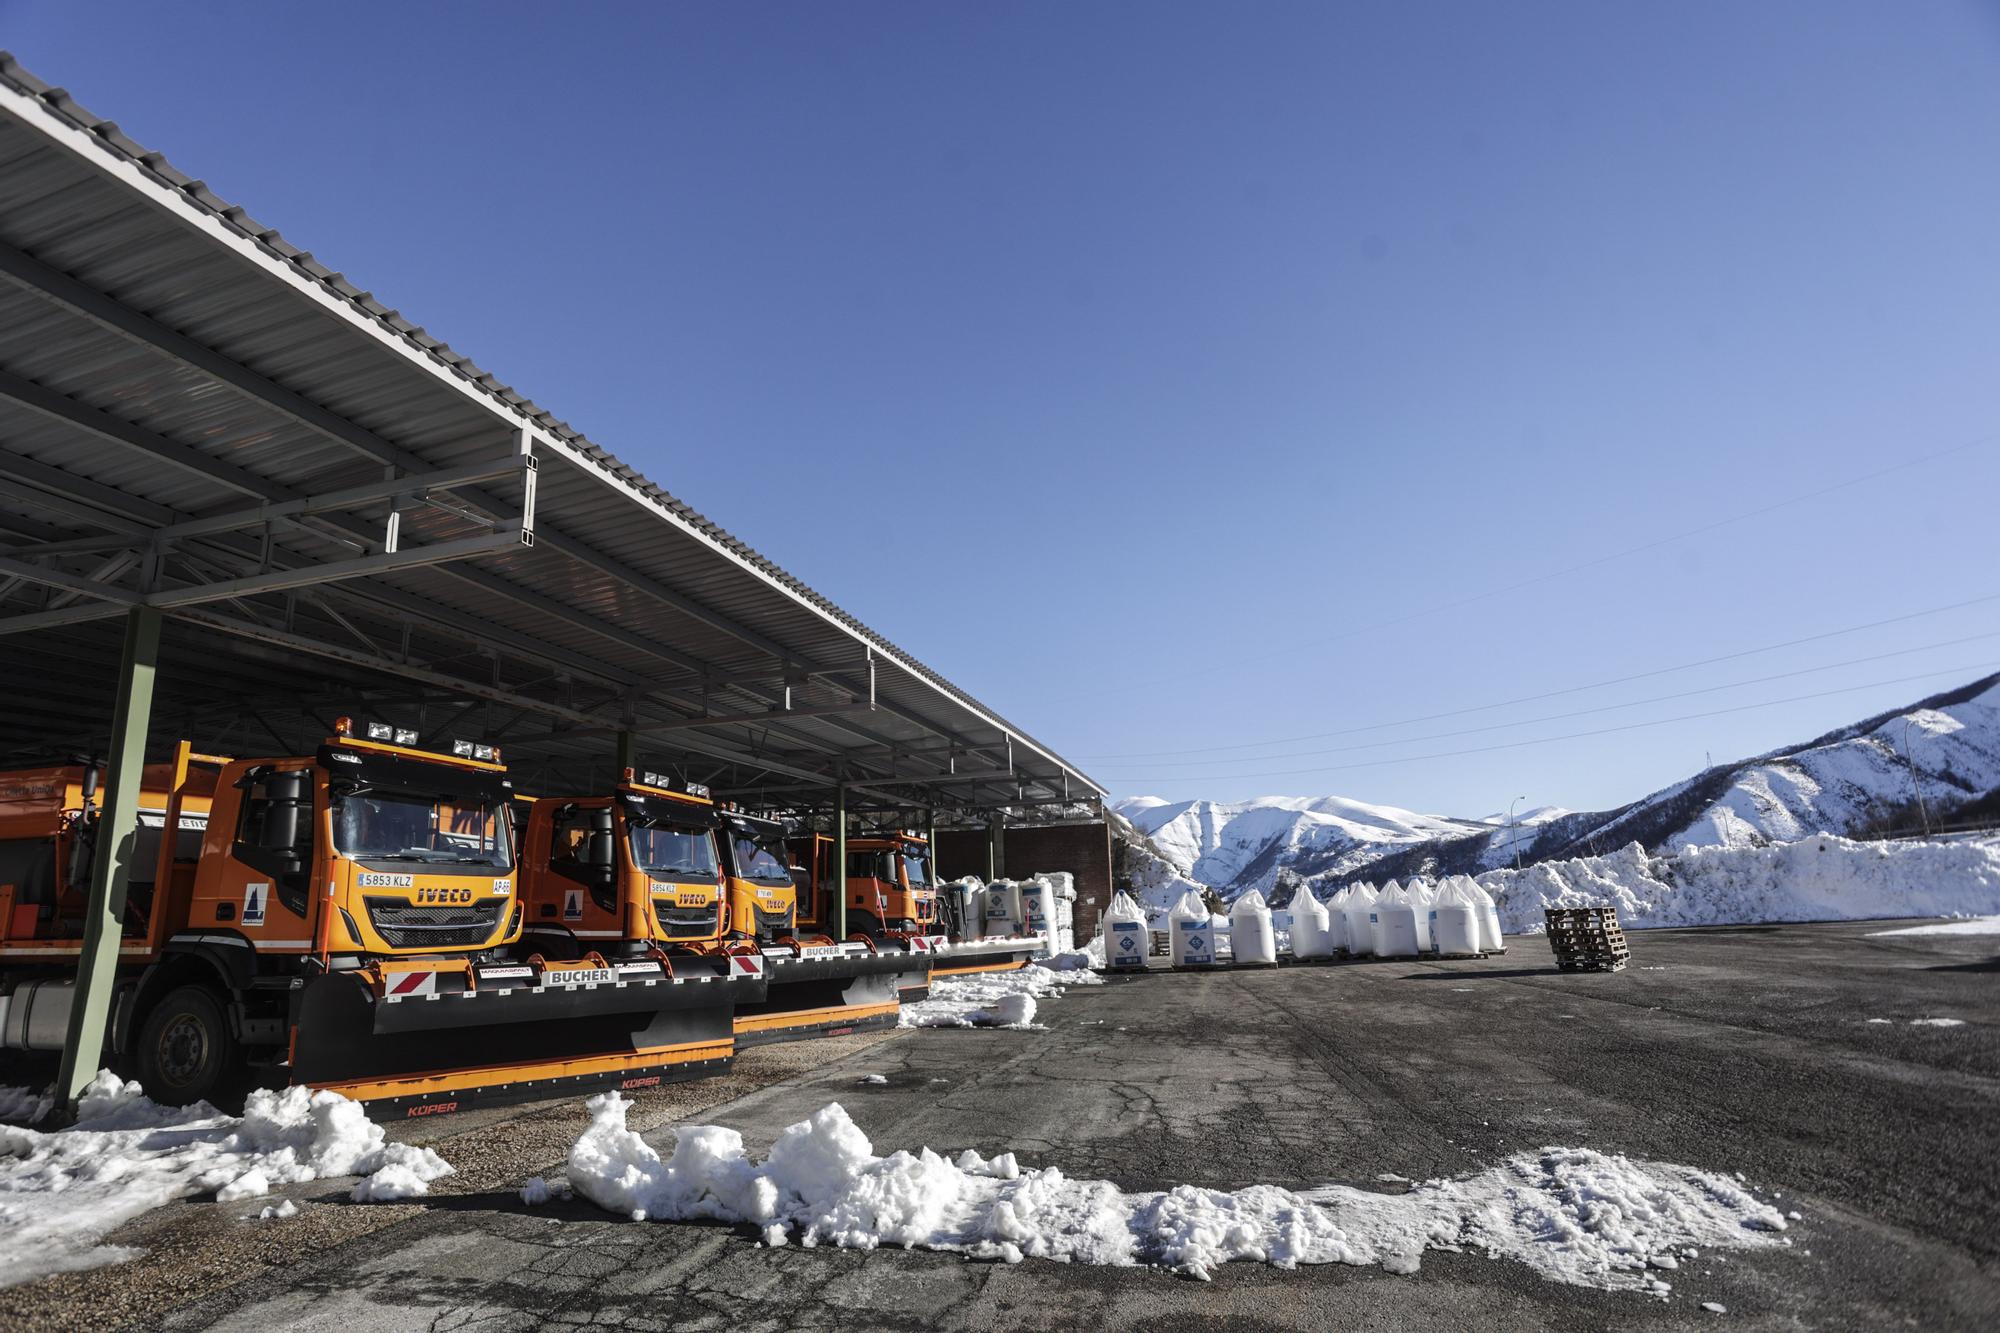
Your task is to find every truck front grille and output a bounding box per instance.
[364,897,504,949]
[655,899,721,939]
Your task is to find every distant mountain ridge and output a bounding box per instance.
[1115,671,2000,900]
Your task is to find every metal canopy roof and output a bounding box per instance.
[0,53,1103,816]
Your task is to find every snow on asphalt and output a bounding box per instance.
[565,1094,1792,1292]
[899,963,1101,1030]
[0,1072,452,1287]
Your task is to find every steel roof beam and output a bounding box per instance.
[17,453,533,557]
[163,607,865,793]
[0,245,826,676]
[0,247,1052,789]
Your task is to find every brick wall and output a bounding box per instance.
[936,820,1115,941]
[934,827,991,882]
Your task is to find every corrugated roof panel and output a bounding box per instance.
[0,52,1101,801]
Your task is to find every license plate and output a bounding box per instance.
[541,967,618,988]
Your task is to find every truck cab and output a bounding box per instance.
[844,834,937,938]
[2,720,525,1104]
[514,773,727,959]
[718,810,798,944]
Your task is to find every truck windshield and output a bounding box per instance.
[629,820,718,881]
[731,835,792,883]
[333,789,513,873]
[902,851,932,889]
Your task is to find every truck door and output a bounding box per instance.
[192,764,318,949]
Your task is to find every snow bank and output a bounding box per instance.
[0,1086,53,1125]
[1474,835,2000,934]
[899,964,1099,1030]
[0,1071,454,1287]
[565,1097,1790,1291]
[1869,915,2000,937]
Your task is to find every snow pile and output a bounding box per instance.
[1869,915,2000,937]
[900,963,1098,1030]
[1042,943,1101,972]
[565,1097,1790,1290]
[0,1071,453,1287]
[0,1086,54,1125]
[1474,835,2000,934]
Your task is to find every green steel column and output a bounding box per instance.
[987,817,1002,881]
[833,785,848,938]
[615,729,636,777]
[59,606,162,1107]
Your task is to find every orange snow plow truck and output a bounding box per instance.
[790,831,1044,988]
[513,771,914,1046]
[0,721,760,1115]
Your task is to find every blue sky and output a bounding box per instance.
[7,1,1999,817]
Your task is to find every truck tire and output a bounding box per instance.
[133,984,236,1106]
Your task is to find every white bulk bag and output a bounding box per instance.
[1102,889,1150,969]
[1229,890,1278,966]
[1370,880,1422,958]
[1019,875,1055,941]
[1405,878,1435,952]
[1170,891,1216,967]
[1291,885,1335,960]
[1343,883,1378,957]
[1324,887,1350,954]
[983,879,1025,937]
[1428,877,1483,958]
[1467,876,1507,953]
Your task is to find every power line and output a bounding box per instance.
[1078,589,2000,759]
[1105,661,2000,785]
[1090,629,2000,772]
[1062,430,1997,705]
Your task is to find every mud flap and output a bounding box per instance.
[290,956,764,1117]
[732,951,916,1048]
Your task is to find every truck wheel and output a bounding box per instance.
[133,985,236,1106]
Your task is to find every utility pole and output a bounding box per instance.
[1904,720,1932,838]
[1507,795,1527,874]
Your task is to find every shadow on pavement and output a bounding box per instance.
[1397,968,1561,981]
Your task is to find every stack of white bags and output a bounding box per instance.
[1283,875,1505,960]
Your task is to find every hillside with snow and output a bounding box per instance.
[1115,795,1498,900]
[1119,671,2000,899]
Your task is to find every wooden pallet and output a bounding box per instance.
[1544,905,1631,972]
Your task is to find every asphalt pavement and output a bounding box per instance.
[9,920,1998,1332]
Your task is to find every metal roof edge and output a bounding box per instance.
[0,51,1105,798]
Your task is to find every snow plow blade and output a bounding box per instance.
[289,954,766,1117]
[731,946,918,1048]
[930,934,1048,980]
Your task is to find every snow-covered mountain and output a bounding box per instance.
[1114,795,1499,899]
[1118,671,2000,899]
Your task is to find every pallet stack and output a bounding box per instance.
[1543,906,1631,972]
